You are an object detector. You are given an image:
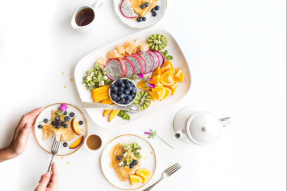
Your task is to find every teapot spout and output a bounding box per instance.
[173,129,186,139]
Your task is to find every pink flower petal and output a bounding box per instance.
[145,132,152,136]
[147,78,152,81]
[148,84,156,89]
[137,74,144,79]
[59,104,68,112]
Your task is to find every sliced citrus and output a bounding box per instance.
[161,70,174,86]
[160,87,172,101]
[174,68,184,82]
[137,80,150,91]
[130,175,143,186]
[161,60,175,74]
[166,82,178,95]
[149,76,163,87]
[136,169,152,183]
[152,87,166,100]
[147,90,157,101]
[152,67,162,78]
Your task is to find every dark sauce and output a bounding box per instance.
[75,8,95,26]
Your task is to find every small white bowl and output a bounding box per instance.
[84,134,103,152]
[109,78,138,106]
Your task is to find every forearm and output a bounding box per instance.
[0,146,14,163]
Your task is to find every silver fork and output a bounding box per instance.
[47,135,62,173]
[143,163,182,191]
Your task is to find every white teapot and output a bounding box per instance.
[173,106,231,145]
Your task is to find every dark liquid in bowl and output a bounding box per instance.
[75,8,95,26]
[86,135,102,150]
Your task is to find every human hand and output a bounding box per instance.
[35,163,59,191]
[0,107,43,162]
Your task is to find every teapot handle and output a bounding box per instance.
[219,117,231,127]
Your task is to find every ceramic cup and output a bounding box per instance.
[71,0,105,34]
[84,134,103,152]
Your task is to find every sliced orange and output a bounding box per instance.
[160,70,174,86]
[152,87,166,100]
[166,82,178,95]
[149,76,163,87]
[174,68,184,82]
[130,175,143,186]
[161,60,175,74]
[152,67,162,78]
[147,90,157,101]
[137,80,150,90]
[160,87,172,101]
[136,169,152,183]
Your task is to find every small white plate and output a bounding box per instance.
[113,0,167,29]
[74,28,192,129]
[33,103,88,156]
[101,134,156,190]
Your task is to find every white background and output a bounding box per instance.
[0,0,285,191]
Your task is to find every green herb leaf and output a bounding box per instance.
[165,55,173,60]
[117,111,131,121]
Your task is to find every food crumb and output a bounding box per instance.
[61,157,64,159]
[144,157,146,159]
[62,72,64,75]
[67,162,70,165]
[64,86,66,88]
[80,129,83,131]
[70,78,74,81]
[150,152,153,154]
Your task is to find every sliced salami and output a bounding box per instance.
[105,59,127,80]
[121,58,135,77]
[138,51,154,74]
[125,55,144,74]
[153,51,164,67]
[132,53,146,73]
[147,51,160,71]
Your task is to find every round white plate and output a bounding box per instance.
[113,0,167,29]
[34,103,88,156]
[101,134,156,190]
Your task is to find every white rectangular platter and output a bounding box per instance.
[74,28,191,129]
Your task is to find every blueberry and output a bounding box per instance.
[128,85,133,91]
[64,116,70,122]
[110,84,115,89]
[64,124,68,128]
[132,88,137,94]
[61,122,66,126]
[111,87,117,93]
[43,118,48,123]
[57,121,62,125]
[117,155,122,160]
[129,82,135,87]
[117,79,123,84]
[52,121,56,126]
[38,124,43,129]
[124,79,129,84]
[137,17,142,22]
[145,2,149,7]
[63,142,68,147]
[63,111,67,115]
[111,93,117,100]
[120,94,126,99]
[79,121,84,125]
[125,83,131,89]
[69,112,75,117]
[142,17,146,21]
[125,90,130,95]
[120,98,126,104]
[131,93,136,98]
[119,87,124,92]
[129,164,134,169]
[125,100,130,104]
[55,116,60,121]
[152,12,157,17]
[140,4,145,9]
[155,5,160,10]
[56,125,61,129]
[151,8,156,13]
[132,160,138,165]
[121,83,125,88]
[127,95,133,101]
[116,96,121,101]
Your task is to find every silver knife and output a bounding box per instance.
[82,102,140,114]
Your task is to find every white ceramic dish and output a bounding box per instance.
[113,0,167,29]
[101,134,156,190]
[74,28,192,129]
[34,103,88,156]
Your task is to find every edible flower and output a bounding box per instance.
[137,74,144,79]
[144,129,173,149]
[59,103,68,112]
[147,77,152,81]
[148,84,155,89]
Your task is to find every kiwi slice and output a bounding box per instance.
[133,91,151,110]
[148,34,168,51]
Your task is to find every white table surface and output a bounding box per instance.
[0,0,285,191]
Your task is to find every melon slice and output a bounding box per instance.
[120,0,136,18]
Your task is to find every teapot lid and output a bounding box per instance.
[186,111,221,145]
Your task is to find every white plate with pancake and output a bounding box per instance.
[101,134,156,190]
[74,28,192,129]
[33,103,88,156]
[113,0,167,29]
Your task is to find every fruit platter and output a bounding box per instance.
[75,28,191,129]
[113,0,167,29]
